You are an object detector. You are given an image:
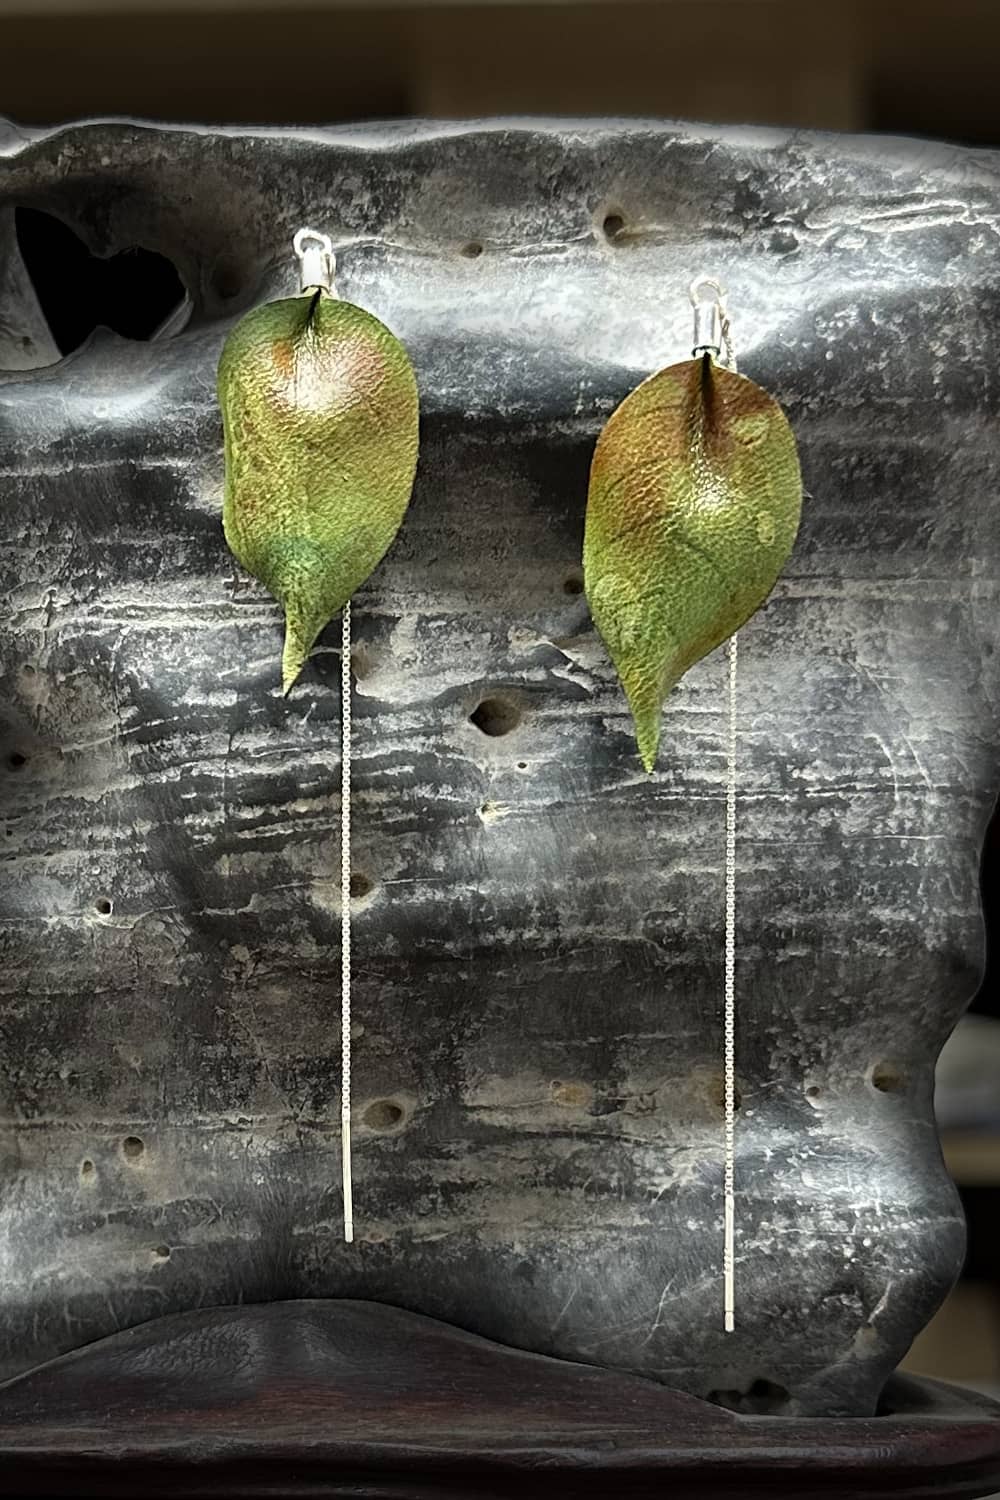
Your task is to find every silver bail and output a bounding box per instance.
[690,276,727,359]
[293,227,336,295]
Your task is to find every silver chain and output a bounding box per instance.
[340,600,354,1242]
[293,230,355,1245]
[723,631,737,1332]
[721,299,738,1333]
[690,276,738,1331]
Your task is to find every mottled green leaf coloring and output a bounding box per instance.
[584,356,802,771]
[218,291,419,693]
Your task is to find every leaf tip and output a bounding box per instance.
[632,704,662,774]
[281,616,311,698]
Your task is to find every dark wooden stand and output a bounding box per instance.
[0,1300,998,1498]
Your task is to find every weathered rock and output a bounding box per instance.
[0,117,996,1416]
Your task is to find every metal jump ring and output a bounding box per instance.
[689,275,728,309]
[293,227,337,295]
[293,227,334,258]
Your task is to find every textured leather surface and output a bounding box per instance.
[219,291,419,692]
[585,355,801,769]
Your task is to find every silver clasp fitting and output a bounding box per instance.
[689,276,729,361]
[293,227,337,296]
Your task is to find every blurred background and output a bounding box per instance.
[0,0,997,144]
[2,0,999,1406]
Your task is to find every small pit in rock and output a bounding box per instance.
[363,1100,405,1132]
[871,1061,906,1094]
[470,697,522,737]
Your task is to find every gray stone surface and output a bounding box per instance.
[0,116,997,1417]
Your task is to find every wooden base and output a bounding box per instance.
[0,1300,998,1498]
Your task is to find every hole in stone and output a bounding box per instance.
[363,1099,405,1132]
[517,760,528,771]
[7,751,28,771]
[478,799,508,828]
[460,240,484,259]
[706,1377,790,1415]
[350,644,378,681]
[603,212,626,240]
[563,570,585,596]
[749,1378,789,1404]
[122,1135,145,1162]
[806,1084,823,1099]
[769,229,799,255]
[470,697,522,737]
[871,1061,906,1094]
[349,872,373,900]
[95,897,113,916]
[152,1244,171,1260]
[80,1159,95,1179]
[15,207,188,357]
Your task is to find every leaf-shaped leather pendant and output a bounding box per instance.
[584,354,802,771]
[218,290,419,693]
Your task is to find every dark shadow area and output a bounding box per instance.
[972,802,999,1019]
[15,206,187,355]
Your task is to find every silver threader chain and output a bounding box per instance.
[723,632,737,1332]
[293,228,354,1243]
[340,600,354,1243]
[690,278,738,1332]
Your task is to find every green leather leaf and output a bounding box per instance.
[584,355,802,772]
[218,290,419,693]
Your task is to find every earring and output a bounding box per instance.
[217,229,419,1245]
[583,278,801,772]
[585,280,802,1334]
[217,227,419,695]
